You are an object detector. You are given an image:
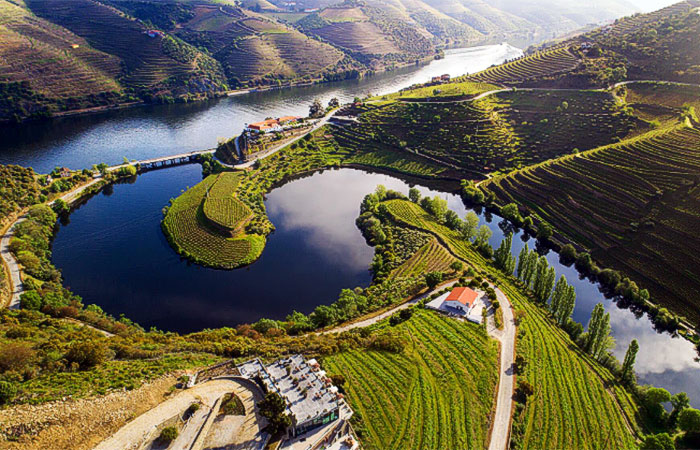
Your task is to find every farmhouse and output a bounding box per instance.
[441,74,450,81]
[444,286,479,312]
[237,355,353,439]
[59,167,72,178]
[246,116,301,133]
[426,286,485,323]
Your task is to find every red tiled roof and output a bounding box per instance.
[445,287,479,307]
[278,116,299,123]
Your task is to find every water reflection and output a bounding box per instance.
[52,166,700,405]
[0,45,522,173]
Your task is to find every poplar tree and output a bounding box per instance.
[620,339,639,383]
[550,275,567,316]
[517,244,529,280]
[523,251,538,287]
[587,303,611,360]
[556,283,576,326]
[533,257,555,302]
[495,233,516,275]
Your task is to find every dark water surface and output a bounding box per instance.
[52,167,700,405]
[0,45,522,173]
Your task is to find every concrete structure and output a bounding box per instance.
[237,355,351,438]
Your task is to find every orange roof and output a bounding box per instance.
[445,287,479,307]
[278,116,299,122]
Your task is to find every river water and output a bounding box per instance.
[2,43,698,405]
[0,45,522,173]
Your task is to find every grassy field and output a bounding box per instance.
[161,175,264,269]
[324,309,499,450]
[378,198,640,449]
[483,121,700,323]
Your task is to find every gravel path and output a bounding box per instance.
[1,217,26,309]
[93,378,259,450]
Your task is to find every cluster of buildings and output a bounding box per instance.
[426,286,485,324]
[430,74,451,84]
[237,355,355,446]
[246,116,301,134]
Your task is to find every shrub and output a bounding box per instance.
[19,290,42,310]
[0,381,17,404]
[157,426,178,443]
[64,341,108,369]
[0,342,35,373]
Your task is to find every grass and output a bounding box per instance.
[484,121,700,323]
[324,309,498,450]
[161,175,264,269]
[377,197,640,449]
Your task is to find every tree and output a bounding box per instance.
[620,339,639,384]
[461,211,479,241]
[669,392,691,428]
[425,271,443,290]
[444,210,462,230]
[494,233,516,275]
[550,276,576,326]
[259,392,292,435]
[523,250,538,288]
[559,244,577,265]
[679,408,700,433]
[328,97,339,108]
[516,244,529,280]
[586,303,611,360]
[310,304,338,328]
[450,260,463,272]
[536,222,553,241]
[420,196,448,223]
[500,203,522,225]
[640,433,675,450]
[532,256,555,303]
[20,290,42,310]
[309,98,323,118]
[408,187,421,203]
[474,225,492,249]
[642,387,672,425]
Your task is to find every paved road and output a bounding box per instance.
[93,377,261,450]
[321,280,458,334]
[486,283,516,450]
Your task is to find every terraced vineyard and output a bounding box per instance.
[324,309,499,450]
[202,172,252,233]
[344,89,637,174]
[389,238,456,280]
[484,123,700,322]
[161,175,264,269]
[379,78,499,101]
[27,0,226,88]
[471,47,580,85]
[378,198,640,449]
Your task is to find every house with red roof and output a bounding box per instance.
[443,287,479,313]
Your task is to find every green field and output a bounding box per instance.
[377,78,499,101]
[339,88,638,175]
[483,121,700,323]
[376,197,640,449]
[161,174,264,269]
[324,309,499,450]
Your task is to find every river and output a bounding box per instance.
[0,45,522,173]
[2,43,699,405]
